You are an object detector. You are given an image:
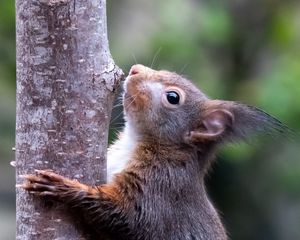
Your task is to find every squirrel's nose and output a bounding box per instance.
[129,64,146,76]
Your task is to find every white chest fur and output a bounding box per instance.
[107,123,137,182]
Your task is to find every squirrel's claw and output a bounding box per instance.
[18,170,65,197]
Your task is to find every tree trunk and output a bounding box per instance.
[15,0,123,239]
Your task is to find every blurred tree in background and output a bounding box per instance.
[1,0,299,239]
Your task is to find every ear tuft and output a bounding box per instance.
[229,103,292,141]
[184,100,291,146]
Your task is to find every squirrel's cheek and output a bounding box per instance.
[124,90,151,113]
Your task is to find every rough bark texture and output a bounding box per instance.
[15,0,123,239]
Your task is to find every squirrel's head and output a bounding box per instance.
[123,64,288,147]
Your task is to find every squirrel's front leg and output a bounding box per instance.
[19,170,131,236]
[20,170,97,198]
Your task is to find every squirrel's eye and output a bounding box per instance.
[162,87,185,108]
[166,91,180,105]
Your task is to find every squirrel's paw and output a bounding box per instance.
[18,170,71,197]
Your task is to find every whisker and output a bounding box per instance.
[111,93,124,110]
[110,128,124,133]
[131,53,138,65]
[110,93,139,124]
[112,103,124,109]
[179,63,189,75]
[110,111,124,125]
[110,122,125,127]
[150,47,162,69]
[110,125,121,130]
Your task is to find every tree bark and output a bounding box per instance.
[15,0,123,239]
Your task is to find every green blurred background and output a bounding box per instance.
[1,0,300,239]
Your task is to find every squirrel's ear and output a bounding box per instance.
[184,100,289,145]
[184,109,233,143]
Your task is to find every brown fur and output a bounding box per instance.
[20,64,288,240]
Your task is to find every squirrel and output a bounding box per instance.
[20,64,288,240]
